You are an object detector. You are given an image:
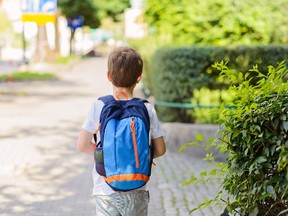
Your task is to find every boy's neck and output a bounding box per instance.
[113,86,134,100]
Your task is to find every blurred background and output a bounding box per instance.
[1,1,288,215]
[0,0,146,64]
[1,0,287,77]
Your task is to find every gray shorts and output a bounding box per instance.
[94,190,149,216]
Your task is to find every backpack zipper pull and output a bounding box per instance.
[130,118,140,168]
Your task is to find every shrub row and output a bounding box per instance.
[147,45,288,122]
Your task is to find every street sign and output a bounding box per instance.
[67,16,84,30]
[21,0,57,24]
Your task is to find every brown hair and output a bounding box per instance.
[107,46,143,87]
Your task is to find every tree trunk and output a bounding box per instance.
[34,24,48,62]
[69,28,76,55]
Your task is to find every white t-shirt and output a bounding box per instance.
[82,98,165,196]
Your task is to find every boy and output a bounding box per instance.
[77,46,166,216]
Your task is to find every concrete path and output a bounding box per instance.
[0,58,224,216]
[0,60,23,75]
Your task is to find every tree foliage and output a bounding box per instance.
[58,0,100,28]
[144,0,288,45]
[93,0,130,22]
[0,9,21,47]
[58,0,100,54]
[0,10,12,33]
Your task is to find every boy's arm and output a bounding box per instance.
[77,129,94,155]
[152,136,166,158]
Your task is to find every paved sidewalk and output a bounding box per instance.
[0,58,224,216]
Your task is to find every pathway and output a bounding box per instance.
[0,58,224,216]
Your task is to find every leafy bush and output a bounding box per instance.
[149,45,288,122]
[217,62,288,215]
[150,46,213,122]
[191,88,234,124]
[184,61,288,216]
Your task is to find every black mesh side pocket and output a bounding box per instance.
[148,144,154,176]
[94,146,106,176]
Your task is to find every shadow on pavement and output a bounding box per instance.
[0,119,95,216]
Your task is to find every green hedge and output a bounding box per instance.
[148,45,288,122]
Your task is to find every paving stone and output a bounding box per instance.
[0,58,224,216]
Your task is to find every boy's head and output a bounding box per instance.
[107,46,143,88]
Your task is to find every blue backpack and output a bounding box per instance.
[93,95,154,191]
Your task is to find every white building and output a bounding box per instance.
[125,0,146,39]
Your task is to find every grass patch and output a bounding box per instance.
[53,55,79,64]
[0,71,57,82]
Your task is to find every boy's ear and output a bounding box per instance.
[107,72,112,81]
[136,75,142,83]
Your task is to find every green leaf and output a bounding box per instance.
[178,142,201,152]
[206,137,215,143]
[267,185,275,194]
[249,164,255,174]
[264,147,270,157]
[267,185,276,200]
[250,207,259,216]
[182,177,198,186]
[205,143,215,151]
[244,148,249,156]
[195,133,203,141]
[238,72,243,80]
[209,169,217,176]
[242,130,247,138]
[200,171,207,177]
[255,156,267,164]
[274,119,279,128]
[255,125,261,132]
[283,121,288,132]
[189,199,214,214]
[204,153,215,162]
[189,207,199,214]
[250,103,258,109]
[259,193,271,200]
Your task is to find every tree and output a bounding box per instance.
[58,0,100,54]
[0,9,21,49]
[144,0,288,45]
[0,10,13,34]
[94,0,130,22]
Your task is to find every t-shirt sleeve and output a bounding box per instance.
[82,100,104,134]
[145,103,165,139]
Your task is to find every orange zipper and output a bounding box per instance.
[130,118,139,168]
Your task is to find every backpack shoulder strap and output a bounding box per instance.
[132,97,149,104]
[98,95,115,104]
[126,98,150,131]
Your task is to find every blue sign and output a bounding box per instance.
[22,0,57,13]
[67,16,84,30]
